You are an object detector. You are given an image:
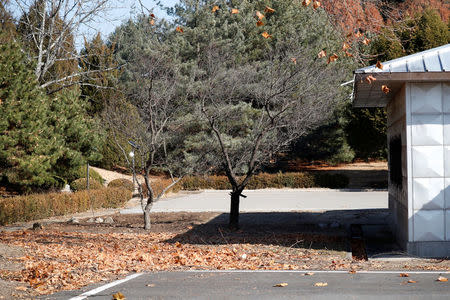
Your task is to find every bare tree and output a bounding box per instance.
[185,41,348,229]
[103,45,187,230]
[13,0,117,93]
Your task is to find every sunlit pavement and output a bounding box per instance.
[120,189,388,214]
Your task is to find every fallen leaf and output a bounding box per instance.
[264,6,275,13]
[407,280,417,283]
[231,8,239,14]
[437,276,448,282]
[317,50,327,58]
[187,225,193,230]
[261,32,272,39]
[346,32,353,38]
[314,282,328,287]
[313,1,321,9]
[212,5,219,12]
[256,20,264,27]
[381,85,390,94]
[15,286,27,291]
[342,42,350,51]
[362,38,371,45]
[112,292,126,300]
[256,11,265,20]
[376,61,383,70]
[291,57,297,64]
[400,273,409,277]
[348,270,357,274]
[274,283,288,287]
[176,26,183,33]
[304,272,315,276]
[345,50,353,57]
[327,53,338,64]
[302,0,311,7]
[355,31,363,38]
[365,75,376,84]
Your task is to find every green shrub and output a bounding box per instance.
[108,178,134,192]
[0,188,132,225]
[70,178,104,192]
[74,166,104,184]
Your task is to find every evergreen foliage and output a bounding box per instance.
[0,35,103,192]
[48,88,104,183]
[0,36,61,191]
[79,33,119,116]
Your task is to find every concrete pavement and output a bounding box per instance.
[51,271,450,300]
[120,189,388,214]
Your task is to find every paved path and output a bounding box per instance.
[52,271,450,300]
[120,189,388,214]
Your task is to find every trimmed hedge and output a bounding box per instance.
[0,188,132,225]
[71,178,104,192]
[108,178,134,192]
[146,172,348,194]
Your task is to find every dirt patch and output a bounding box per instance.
[0,243,29,299]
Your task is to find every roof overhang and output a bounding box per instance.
[352,72,450,108]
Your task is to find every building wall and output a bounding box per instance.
[406,82,450,257]
[387,85,408,249]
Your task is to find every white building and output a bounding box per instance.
[352,44,450,257]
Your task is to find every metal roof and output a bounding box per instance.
[352,44,450,108]
[356,44,450,74]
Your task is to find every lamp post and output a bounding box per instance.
[128,141,139,191]
[129,150,135,187]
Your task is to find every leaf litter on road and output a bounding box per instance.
[273,283,288,287]
[314,282,328,287]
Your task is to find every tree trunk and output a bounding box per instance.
[144,202,153,230]
[229,190,240,230]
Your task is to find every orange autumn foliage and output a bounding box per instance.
[320,0,448,36]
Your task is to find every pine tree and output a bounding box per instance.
[0,36,63,191]
[79,33,118,116]
[48,88,104,183]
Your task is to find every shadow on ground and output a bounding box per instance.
[315,170,388,189]
[164,209,398,256]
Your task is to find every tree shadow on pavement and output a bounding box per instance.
[164,209,392,253]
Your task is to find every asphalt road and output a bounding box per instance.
[120,189,388,214]
[50,271,449,300]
